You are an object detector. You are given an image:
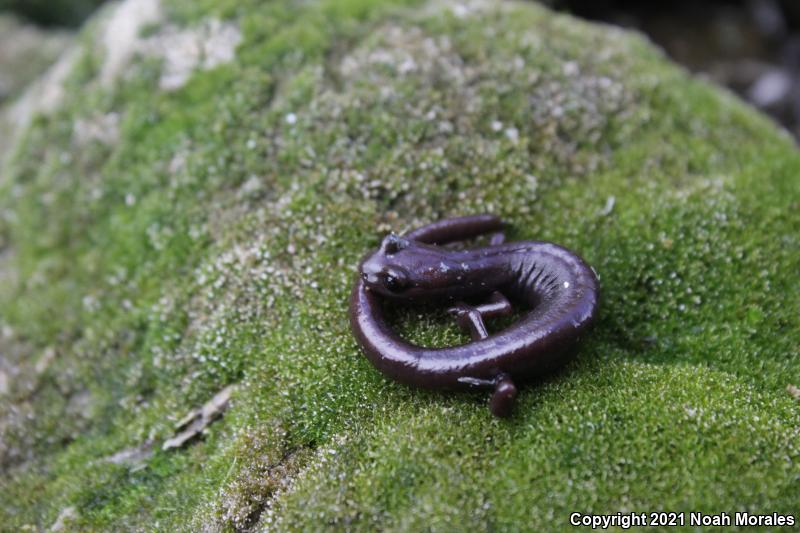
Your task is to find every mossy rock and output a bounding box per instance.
[1,0,799,530]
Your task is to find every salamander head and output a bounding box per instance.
[359,233,487,300]
[359,234,412,297]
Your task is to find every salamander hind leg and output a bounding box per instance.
[448,304,489,340]
[490,373,518,418]
[447,291,512,340]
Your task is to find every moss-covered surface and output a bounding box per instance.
[1,0,799,530]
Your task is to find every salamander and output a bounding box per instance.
[349,214,599,417]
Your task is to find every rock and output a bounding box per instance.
[1,0,799,530]
[749,0,787,38]
[748,68,793,107]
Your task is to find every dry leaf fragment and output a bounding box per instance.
[163,385,235,450]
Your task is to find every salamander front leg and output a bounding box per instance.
[490,373,518,417]
[447,291,512,340]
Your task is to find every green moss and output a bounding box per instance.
[1,0,799,530]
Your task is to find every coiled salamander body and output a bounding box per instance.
[349,214,598,417]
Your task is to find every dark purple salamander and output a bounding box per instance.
[349,214,599,417]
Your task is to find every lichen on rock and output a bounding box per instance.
[0,0,799,530]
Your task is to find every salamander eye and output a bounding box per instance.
[383,268,407,293]
[385,274,402,292]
